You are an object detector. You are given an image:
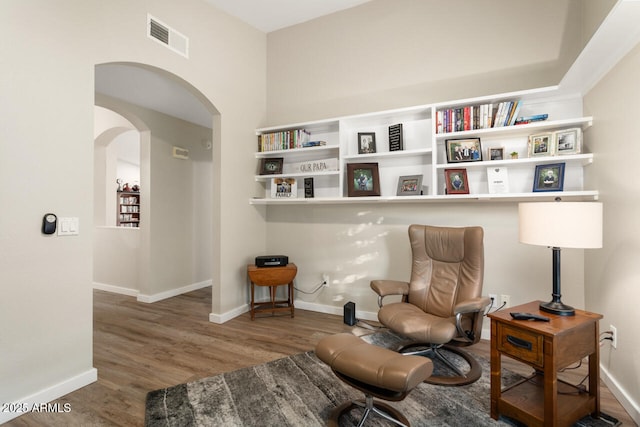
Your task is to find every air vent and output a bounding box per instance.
[147,15,189,58]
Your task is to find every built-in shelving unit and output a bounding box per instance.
[252,86,598,205]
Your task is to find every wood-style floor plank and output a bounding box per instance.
[6,288,636,426]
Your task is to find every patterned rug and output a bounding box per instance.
[145,331,619,426]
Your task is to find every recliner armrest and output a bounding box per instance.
[370,280,409,297]
[371,280,410,307]
[454,296,492,314]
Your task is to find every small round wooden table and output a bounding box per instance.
[247,263,297,320]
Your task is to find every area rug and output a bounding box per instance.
[145,331,619,426]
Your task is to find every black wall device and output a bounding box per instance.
[343,301,356,326]
[42,213,57,235]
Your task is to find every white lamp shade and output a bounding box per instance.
[519,202,603,248]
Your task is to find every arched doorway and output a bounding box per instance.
[93,62,218,302]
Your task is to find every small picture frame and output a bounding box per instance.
[533,163,565,192]
[445,138,482,163]
[528,133,553,157]
[260,157,283,175]
[358,132,376,154]
[347,163,381,197]
[489,147,504,161]
[396,175,423,196]
[270,177,298,198]
[554,128,582,155]
[444,168,469,194]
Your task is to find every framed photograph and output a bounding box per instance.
[444,168,469,194]
[528,133,553,157]
[260,157,283,175]
[533,163,565,192]
[396,175,423,196]
[270,177,297,198]
[554,128,582,155]
[358,132,376,154]
[445,138,482,163]
[489,147,504,161]
[347,163,380,197]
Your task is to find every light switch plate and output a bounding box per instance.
[58,217,79,236]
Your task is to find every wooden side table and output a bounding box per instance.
[488,301,602,427]
[247,263,296,320]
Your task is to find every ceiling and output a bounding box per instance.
[203,0,372,33]
[95,1,373,129]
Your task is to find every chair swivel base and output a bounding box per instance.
[328,395,410,427]
[400,344,482,387]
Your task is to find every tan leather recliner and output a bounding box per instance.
[371,224,490,386]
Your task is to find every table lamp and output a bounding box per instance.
[518,201,603,316]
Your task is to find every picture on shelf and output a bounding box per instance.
[533,163,565,192]
[445,138,482,163]
[358,132,376,154]
[489,147,504,160]
[347,163,380,197]
[554,128,582,155]
[444,168,469,194]
[396,175,423,196]
[271,177,298,198]
[260,157,284,175]
[528,133,553,157]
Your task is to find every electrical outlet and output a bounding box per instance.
[322,274,330,287]
[610,325,617,349]
[500,294,511,308]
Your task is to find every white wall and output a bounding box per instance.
[266,0,584,125]
[0,0,266,422]
[583,41,640,422]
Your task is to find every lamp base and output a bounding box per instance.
[540,300,575,316]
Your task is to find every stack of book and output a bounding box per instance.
[436,100,546,134]
[258,129,312,152]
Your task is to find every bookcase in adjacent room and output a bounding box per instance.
[117,191,140,227]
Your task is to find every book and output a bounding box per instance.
[487,167,509,194]
[514,114,549,125]
[388,123,403,151]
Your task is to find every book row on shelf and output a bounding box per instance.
[120,205,139,213]
[118,214,139,223]
[436,99,548,134]
[119,195,139,205]
[258,128,330,152]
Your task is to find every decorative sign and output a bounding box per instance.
[286,158,338,174]
[487,167,509,194]
[388,123,403,151]
[304,177,314,198]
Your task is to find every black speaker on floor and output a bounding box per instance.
[343,301,356,326]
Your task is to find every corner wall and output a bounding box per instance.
[583,41,640,423]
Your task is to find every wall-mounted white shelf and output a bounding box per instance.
[252,86,598,205]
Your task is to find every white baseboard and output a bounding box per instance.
[209,304,249,324]
[93,282,138,297]
[137,280,212,303]
[0,368,97,424]
[600,365,640,424]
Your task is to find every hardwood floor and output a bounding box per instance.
[6,288,636,426]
